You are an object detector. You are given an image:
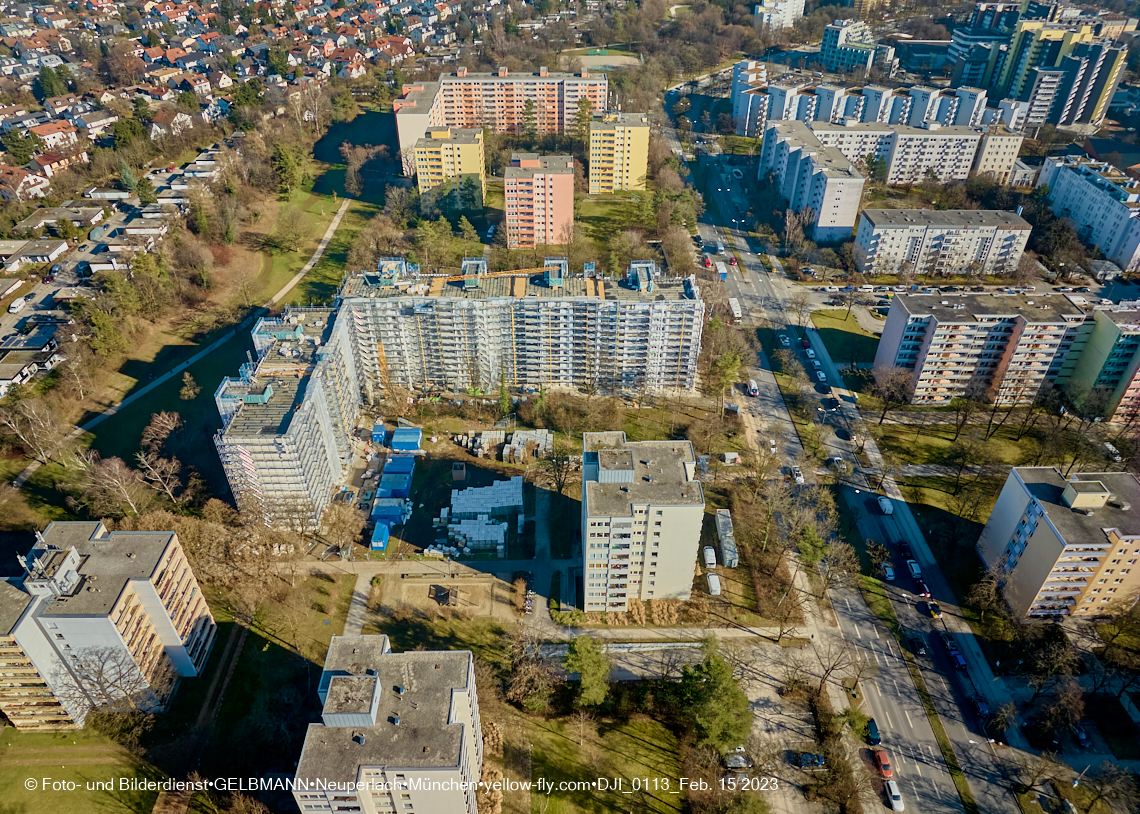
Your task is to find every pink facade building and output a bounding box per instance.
[504,153,574,249]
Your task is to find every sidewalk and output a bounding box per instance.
[267,198,350,306]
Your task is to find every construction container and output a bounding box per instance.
[370,523,390,551]
[371,423,386,444]
[384,455,416,475]
[391,427,422,451]
[378,472,412,499]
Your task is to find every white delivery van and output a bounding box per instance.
[703,546,717,568]
[7,298,26,314]
[747,379,759,396]
[707,573,722,596]
[878,496,894,515]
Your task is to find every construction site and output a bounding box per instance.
[340,256,706,398]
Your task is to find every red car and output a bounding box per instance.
[729,257,738,266]
[801,339,811,349]
[874,749,893,778]
[703,256,712,268]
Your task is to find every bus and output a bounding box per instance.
[728,298,743,324]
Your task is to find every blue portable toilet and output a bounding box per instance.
[390,428,422,451]
[371,423,386,444]
[370,523,390,551]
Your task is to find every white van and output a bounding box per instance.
[1105,442,1122,462]
[878,496,894,515]
[747,379,759,396]
[703,546,717,568]
[7,298,26,314]
[717,242,726,255]
[707,573,722,596]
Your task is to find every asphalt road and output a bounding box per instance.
[0,277,57,339]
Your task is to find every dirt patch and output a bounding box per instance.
[393,576,499,617]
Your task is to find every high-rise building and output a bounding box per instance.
[873,291,1090,405]
[413,127,485,207]
[804,121,983,185]
[855,209,1031,277]
[753,0,806,31]
[587,112,649,194]
[340,258,705,397]
[393,67,608,173]
[731,60,770,137]
[0,522,217,730]
[1061,307,1140,424]
[214,310,361,527]
[976,468,1140,618]
[1037,156,1140,272]
[581,432,705,613]
[757,120,865,243]
[292,635,483,814]
[995,21,1101,99]
[820,20,896,73]
[504,153,574,249]
[970,126,1025,183]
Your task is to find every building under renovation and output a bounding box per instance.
[340,257,705,398]
[213,310,361,526]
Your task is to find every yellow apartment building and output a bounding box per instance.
[414,126,486,208]
[588,112,649,194]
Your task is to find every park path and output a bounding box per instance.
[267,198,351,306]
[12,199,354,488]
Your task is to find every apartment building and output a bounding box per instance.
[293,635,483,814]
[820,20,895,74]
[996,21,1103,99]
[855,209,1031,277]
[874,292,1091,405]
[340,258,704,397]
[0,522,217,730]
[731,60,769,137]
[1062,306,1140,423]
[588,112,649,193]
[753,0,805,30]
[976,468,1140,618]
[970,126,1025,182]
[757,120,865,243]
[811,121,982,185]
[413,127,485,207]
[581,432,705,613]
[504,153,574,249]
[1037,156,1140,272]
[394,67,608,173]
[214,309,361,527]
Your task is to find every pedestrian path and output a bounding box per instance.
[268,198,350,306]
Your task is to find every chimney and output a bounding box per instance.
[456,66,467,77]
[539,66,548,77]
[497,66,508,77]
[582,69,589,79]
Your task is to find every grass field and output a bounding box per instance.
[577,194,643,248]
[362,616,513,671]
[809,309,880,366]
[876,422,1032,469]
[0,729,162,814]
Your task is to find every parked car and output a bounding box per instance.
[729,256,738,266]
[915,581,931,598]
[878,496,894,515]
[791,465,805,484]
[885,779,905,812]
[815,371,827,382]
[951,652,969,670]
[831,457,847,473]
[971,696,991,717]
[908,636,927,656]
[798,752,826,769]
[806,349,816,359]
[924,601,942,620]
[874,749,893,778]
[779,334,791,347]
[881,562,896,581]
[906,559,922,579]
[867,718,881,745]
[1071,724,1091,748]
[801,339,811,349]
[898,540,914,558]
[703,546,717,569]
[769,438,778,454]
[938,630,959,654]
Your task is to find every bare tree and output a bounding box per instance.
[140,411,183,451]
[1040,678,1084,732]
[135,450,185,505]
[542,455,578,496]
[1082,761,1139,813]
[813,641,853,692]
[59,344,96,401]
[0,396,71,463]
[871,367,913,424]
[68,452,154,518]
[53,646,174,715]
[319,502,366,552]
[819,541,860,594]
[787,290,812,327]
[1010,750,1061,791]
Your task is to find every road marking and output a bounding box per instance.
[895,751,905,773]
[905,710,913,728]
[853,623,863,639]
[884,711,893,728]
[873,650,881,667]
[873,626,880,640]
[914,760,923,777]
[845,597,852,612]
[885,640,895,657]
[874,682,882,698]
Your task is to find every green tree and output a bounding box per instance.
[118,157,137,191]
[35,65,65,99]
[457,216,479,254]
[133,96,154,123]
[270,143,305,194]
[136,178,157,205]
[177,91,198,113]
[414,217,452,271]
[2,129,41,164]
[677,645,751,749]
[267,46,290,78]
[113,118,148,149]
[563,635,610,707]
[573,97,594,149]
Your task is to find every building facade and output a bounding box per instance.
[293,635,483,814]
[588,112,649,194]
[855,209,1031,277]
[413,127,486,207]
[754,0,805,31]
[1037,156,1140,272]
[731,60,769,137]
[811,121,982,185]
[1061,307,1140,424]
[757,120,865,243]
[394,67,608,173]
[0,522,216,730]
[971,127,1025,182]
[214,310,361,527]
[976,468,1140,618]
[581,432,705,613]
[504,153,574,249]
[820,20,895,73]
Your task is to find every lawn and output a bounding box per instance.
[248,186,340,305]
[875,421,1033,469]
[809,309,880,366]
[285,198,381,306]
[577,194,643,247]
[362,616,513,672]
[524,715,685,814]
[0,729,162,814]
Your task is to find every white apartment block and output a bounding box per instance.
[731,60,769,137]
[758,120,865,243]
[293,635,483,814]
[821,20,895,74]
[976,468,1140,618]
[811,121,982,185]
[1037,156,1140,272]
[0,522,217,730]
[874,292,1091,405]
[855,209,1031,277]
[581,433,705,612]
[971,127,1025,183]
[753,0,805,30]
[339,259,705,395]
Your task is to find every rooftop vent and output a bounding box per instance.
[1108,498,1132,511]
[391,715,400,726]
[395,685,404,694]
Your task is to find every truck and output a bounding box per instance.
[715,261,728,281]
[7,297,27,314]
[728,298,743,324]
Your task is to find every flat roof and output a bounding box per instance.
[0,578,33,636]
[861,209,1031,230]
[35,522,174,617]
[339,271,697,302]
[415,127,482,146]
[894,292,1089,323]
[1016,468,1140,543]
[295,650,473,784]
[583,434,704,517]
